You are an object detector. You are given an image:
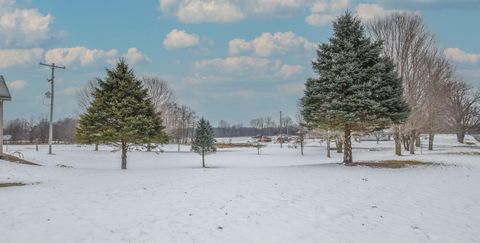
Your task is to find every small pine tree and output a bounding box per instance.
[301,12,409,165]
[191,118,216,168]
[77,59,167,169]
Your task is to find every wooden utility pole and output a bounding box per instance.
[40,63,65,155]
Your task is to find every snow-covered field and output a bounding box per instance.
[1,134,479,242]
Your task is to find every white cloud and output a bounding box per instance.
[444,48,480,63]
[176,1,244,23]
[163,29,200,49]
[0,48,43,68]
[355,3,389,20]
[7,79,26,90]
[193,56,306,82]
[305,13,335,26]
[159,0,309,23]
[229,39,252,56]
[0,2,60,47]
[305,0,349,26]
[229,32,316,57]
[44,47,119,66]
[194,56,282,75]
[310,0,349,13]
[356,4,414,21]
[306,1,408,26]
[159,1,409,26]
[247,0,306,15]
[280,64,303,78]
[124,48,149,64]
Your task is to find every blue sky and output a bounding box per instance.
[1,0,479,125]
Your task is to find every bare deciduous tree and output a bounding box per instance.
[421,52,454,150]
[142,76,176,115]
[76,79,101,150]
[368,12,448,154]
[446,80,480,143]
[77,79,100,114]
[250,118,265,135]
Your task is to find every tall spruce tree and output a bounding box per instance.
[191,118,216,168]
[77,59,167,169]
[301,12,409,165]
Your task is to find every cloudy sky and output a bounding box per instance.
[1,0,479,125]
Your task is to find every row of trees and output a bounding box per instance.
[249,116,295,136]
[301,11,480,165]
[4,117,76,144]
[215,116,299,138]
[368,12,480,150]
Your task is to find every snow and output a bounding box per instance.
[1,134,479,242]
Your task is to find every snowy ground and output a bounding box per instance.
[1,134,479,242]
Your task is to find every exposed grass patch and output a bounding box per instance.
[0,154,40,166]
[444,151,480,156]
[217,143,261,149]
[353,160,436,169]
[0,182,26,188]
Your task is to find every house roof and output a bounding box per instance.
[0,75,12,101]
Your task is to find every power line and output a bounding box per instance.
[40,62,66,155]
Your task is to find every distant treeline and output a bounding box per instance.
[4,117,77,144]
[3,117,302,144]
[213,126,300,138]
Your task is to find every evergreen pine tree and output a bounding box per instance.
[191,118,216,168]
[301,12,409,165]
[77,59,167,169]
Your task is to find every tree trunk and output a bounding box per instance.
[428,133,434,150]
[121,140,127,170]
[457,130,465,143]
[178,142,180,152]
[415,136,421,147]
[95,143,98,151]
[393,128,401,156]
[326,137,331,158]
[147,143,151,152]
[343,126,353,165]
[202,150,205,168]
[300,140,304,156]
[402,135,409,151]
[409,130,416,155]
[336,138,343,153]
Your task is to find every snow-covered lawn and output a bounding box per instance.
[1,134,479,242]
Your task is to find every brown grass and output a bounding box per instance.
[0,154,41,166]
[444,151,480,156]
[0,182,26,188]
[353,160,435,169]
[216,143,261,149]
